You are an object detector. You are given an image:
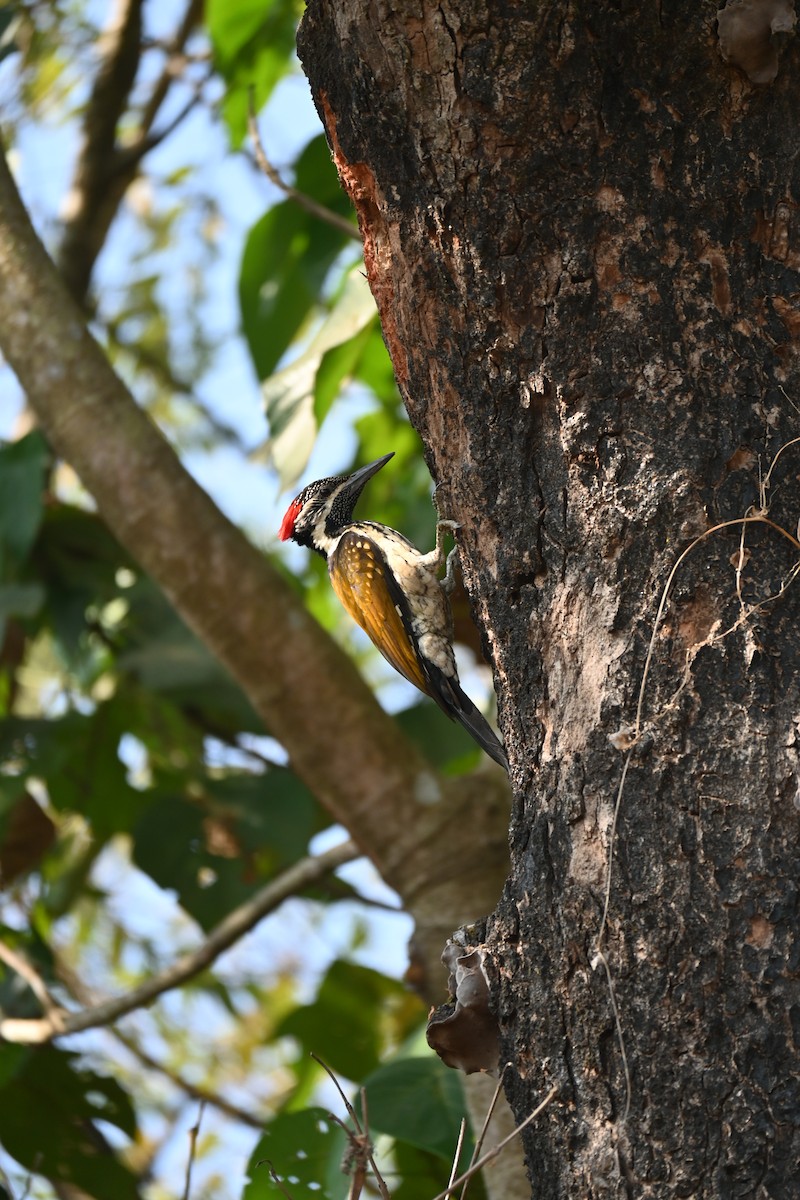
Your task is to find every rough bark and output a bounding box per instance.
[298,1,800,1196]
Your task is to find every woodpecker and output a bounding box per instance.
[279,452,508,771]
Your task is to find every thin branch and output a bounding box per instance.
[460,1065,509,1200]
[54,957,267,1130]
[247,97,361,242]
[0,840,358,1044]
[263,1165,295,1200]
[310,1056,391,1200]
[57,0,145,302]
[430,1086,560,1200]
[116,75,211,172]
[0,940,64,1030]
[113,1026,267,1131]
[57,0,206,304]
[447,1119,467,1193]
[182,1102,206,1200]
[137,0,204,136]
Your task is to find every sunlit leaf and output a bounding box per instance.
[207,0,300,146]
[314,316,378,426]
[239,136,354,384]
[262,268,377,487]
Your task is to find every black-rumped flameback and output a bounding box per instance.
[279,453,508,771]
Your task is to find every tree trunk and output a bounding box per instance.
[298,1,800,1195]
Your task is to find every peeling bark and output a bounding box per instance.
[299,1,800,1195]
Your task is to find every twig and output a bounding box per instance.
[447,1119,467,1193]
[114,1025,266,1130]
[57,0,145,302]
[0,1162,17,1200]
[429,1086,559,1200]
[55,955,268,1130]
[589,948,631,1121]
[182,1102,206,1200]
[57,0,207,304]
[264,1164,295,1200]
[137,0,204,136]
[0,940,65,1030]
[247,94,360,242]
[116,75,211,171]
[460,1065,509,1200]
[0,840,359,1044]
[309,1056,391,1200]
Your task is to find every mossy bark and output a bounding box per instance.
[299,2,800,1194]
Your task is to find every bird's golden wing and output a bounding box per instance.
[329,530,429,695]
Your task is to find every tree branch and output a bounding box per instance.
[50,955,268,1130]
[247,102,360,241]
[56,0,205,305]
[136,0,204,137]
[0,940,64,1030]
[0,839,359,1045]
[57,0,145,302]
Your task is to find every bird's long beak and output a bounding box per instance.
[340,452,394,500]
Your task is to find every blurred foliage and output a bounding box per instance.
[0,2,495,1198]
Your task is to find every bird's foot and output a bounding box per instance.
[436,522,462,594]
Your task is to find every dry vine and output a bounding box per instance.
[593,433,800,1122]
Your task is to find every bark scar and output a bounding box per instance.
[319,92,410,389]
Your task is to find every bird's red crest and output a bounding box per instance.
[279,498,302,541]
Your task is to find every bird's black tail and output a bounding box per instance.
[451,686,508,771]
[425,665,508,771]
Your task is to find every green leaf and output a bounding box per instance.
[0,1046,139,1199]
[118,576,264,735]
[362,1056,469,1160]
[243,1107,349,1200]
[207,0,300,146]
[391,1139,483,1200]
[0,430,49,572]
[0,701,152,838]
[206,770,317,862]
[354,322,399,406]
[239,134,354,382]
[32,503,132,658]
[0,1042,27,1089]
[314,317,378,426]
[0,581,45,618]
[276,960,413,1082]
[261,268,376,488]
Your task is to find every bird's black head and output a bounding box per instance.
[279,452,394,556]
